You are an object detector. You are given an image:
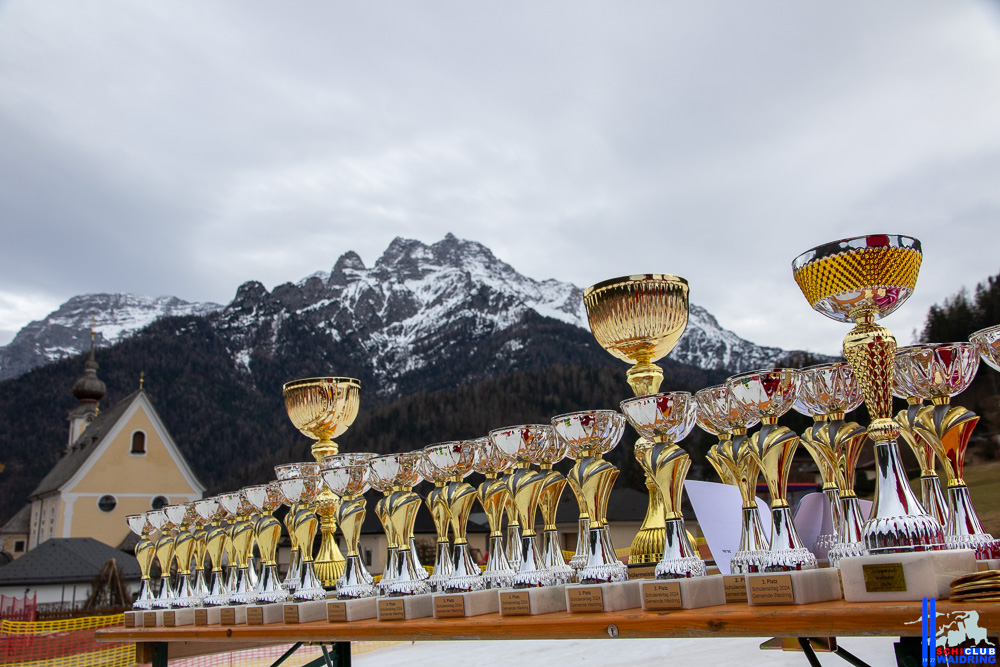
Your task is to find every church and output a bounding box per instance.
[0,333,204,558]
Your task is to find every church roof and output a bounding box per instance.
[0,505,30,536]
[0,537,140,584]
[29,391,144,499]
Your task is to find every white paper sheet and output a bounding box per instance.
[685,479,771,575]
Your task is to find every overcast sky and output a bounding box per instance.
[2,2,1000,357]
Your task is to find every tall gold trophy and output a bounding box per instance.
[147,509,175,609]
[583,274,689,564]
[283,377,360,586]
[472,436,516,588]
[793,234,944,553]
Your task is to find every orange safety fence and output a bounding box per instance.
[1,612,401,667]
[1,614,133,667]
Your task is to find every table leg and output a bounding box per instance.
[151,642,168,667]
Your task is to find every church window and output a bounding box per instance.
[98,495,118,513]
[130,431,147,455]
[151,496,168,510]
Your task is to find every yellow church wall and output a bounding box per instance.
[71,406,200,496]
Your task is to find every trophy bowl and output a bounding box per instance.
[550,410,626,458]
[489,425,553,465]
[583,274,689,396]
[620,392,698,444]
[971,324,1000,373]
[792,234,922,323]
[727,369,801,421]
[473,435,514,476]
[906,343,981,400]
[283,377,361,460]
[424,441,477,479]
[695,384,759,436]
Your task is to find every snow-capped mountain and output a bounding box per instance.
[0,234,805,387]
[0,294,222,380]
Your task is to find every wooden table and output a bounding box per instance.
[97,599,1000,666]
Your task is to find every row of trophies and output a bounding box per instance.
[125,234,1000,611]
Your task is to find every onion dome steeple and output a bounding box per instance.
[72,327,105,405]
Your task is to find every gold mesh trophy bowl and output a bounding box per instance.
[472,436,516,589]
[893,349,949,529]
[369,453,430,596]
[489,425,555,588]
[620,392,705,579]
[424,441,484,592]
[418,447,454,592]
[274,466,325,601]
[792,234,945,554]
[283,377,361,586]
[727,369,817,572]
[126,513,157,610]
[322,456,377,599]
[694,385,768,574]
[194,498,231,607]
[791,362,868,565]
[906,343,999,558]
[551,410,628,584]
[244,483,288,604]
[583,274,690,565]
[147,509,176,609]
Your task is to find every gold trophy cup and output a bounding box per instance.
[583,274,689,565]
[283,377,360,586]
[792,234,944,554]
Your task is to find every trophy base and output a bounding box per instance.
[946,532,999,560]
[327,597,378,622]
[217,605,248,625]
[246,603,285,625]
[641,574,726,611]
[840,549,976,602]
[654,556,706,580]
[565,580,641,613]
[202,593,231,607]
[746,569,842,606]
[545,563,575,586]
[123,611,143,627]
[377,593,434,621]
[864,514,946,555]
[292,584,326,602]
[281,599,327,624]
[828,540,866,568]
[252,588,288,605]
[433,589,500,618]
[499,584,567,616]
[162,609,196,627]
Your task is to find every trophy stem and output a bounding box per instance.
[151,531,176,609]
[336,495,375,598]
[133,534,156,610]
[730,506,769,574]
[570,516,590,573]
[283,548,301,595]
[865,441,945,554]
[580,526,625,585]
[569,456,626,584]
[385,489,430,596]
[253,511,285,603]
[628,474,665,564]
[204,569,228,606]
[512,534,548,588]
[829,496,867,567]
[409,538,428,581]
[444,480,482,592]
[313,490,346,588]
[655,518,705,579]
[256,564,286,604]
[766,506,816,572]
[945,486,999,558]
[626,359,664,397]
[426,482,453,592]
[481,534,514,589]
[921,475,949,528]
[817,487,844,560]
[292,507,324,602]
[540,530,573,585]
